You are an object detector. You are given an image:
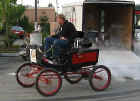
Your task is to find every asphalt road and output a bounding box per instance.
[0,57,140,101]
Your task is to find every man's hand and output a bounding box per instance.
[50,32,55,36]
[60,37,67,40]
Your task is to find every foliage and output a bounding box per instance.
[40,16,50,34]
[19,16,34,33]
[0,0,25,48]
[0,23,2,31]
[40,16,50,44]
[7,4,25,25]
[0,1,2,22]
[10,0,17,4]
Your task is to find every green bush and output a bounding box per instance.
[19,16,34,33]
[40,16,50,44]
[0,23,2,31]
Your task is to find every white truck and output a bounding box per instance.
[62,2,83,31]
[63,0,135,50]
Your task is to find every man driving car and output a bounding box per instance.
[45,14,76,58]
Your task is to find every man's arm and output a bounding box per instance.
[51,25,61,38]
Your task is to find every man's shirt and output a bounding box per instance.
[56,20,76,40]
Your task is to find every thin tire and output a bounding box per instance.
[36,68,62,96]
[89,65,111,91]
[16,63,42,88]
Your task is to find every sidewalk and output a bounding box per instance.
[0,53,19,57]
[0,32,42,57]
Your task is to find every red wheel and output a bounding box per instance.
[16,63,42,88]
[89,65,111,91]
[36,69,62,96]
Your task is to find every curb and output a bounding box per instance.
[0,53,19,57]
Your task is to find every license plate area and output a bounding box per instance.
[30,49,37,63]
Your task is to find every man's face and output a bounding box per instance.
[56,17,64,25]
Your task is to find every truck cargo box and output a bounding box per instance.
[83,0,135,50]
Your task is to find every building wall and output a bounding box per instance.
[24,7,57,34]
[24,7,56,23]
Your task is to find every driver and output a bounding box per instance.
[45,14,76,58]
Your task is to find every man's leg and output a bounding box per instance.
[45,37,57,57]
[53,39,69,57]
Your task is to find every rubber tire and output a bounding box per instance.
[16,63,36,88]
[89,65,111,91]
[64,72,83,84]
[36,68,62,97]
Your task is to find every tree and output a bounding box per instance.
[10,0,17,4]
[0,0,11,47]
[0,23,2,31]
[0,0,25,47]
[0,1,2,22]
[40,16,50,34]
[0,2,2,31]
[19,16,34,33]
[0,0,9,24]
[40,16,50,44]
[8,4,25,25]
